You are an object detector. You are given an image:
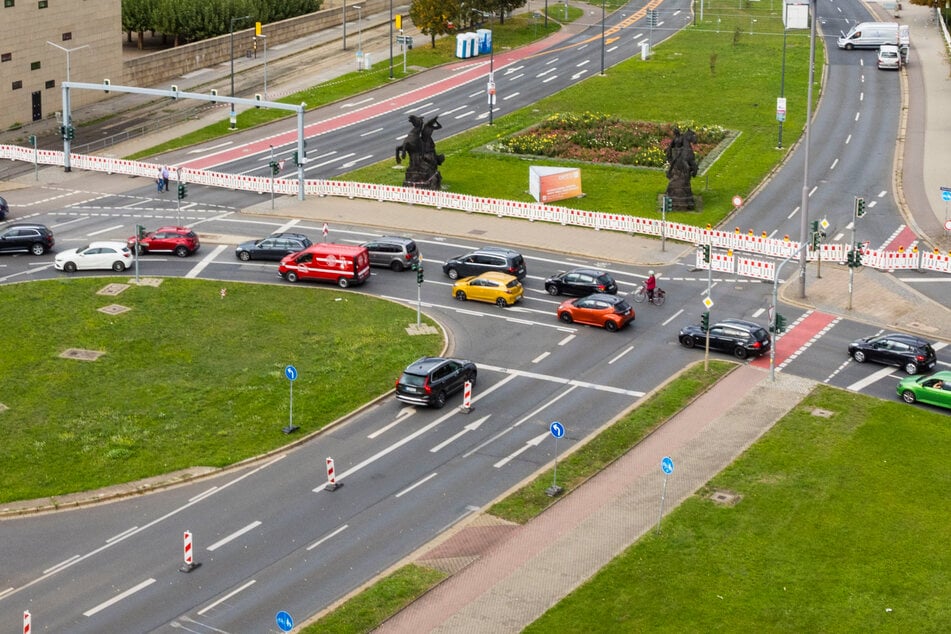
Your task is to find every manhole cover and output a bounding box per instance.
[60,348,106,361]
[130,277,163,287]
[97,283,130,296]
[811,408,835,418]
[98,304,131,315]
[709,489,742,506]
[405,323,438,336]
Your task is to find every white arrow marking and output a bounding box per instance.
[494,430,550,468]
[430,415,491,452]
[368,407,415,439]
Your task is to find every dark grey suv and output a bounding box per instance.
[679,318,771,359]
[395,356,477,408]
[0,223,55,255]
[442,246,526,280]
[848,333,937,375]
[235,232,312,261]
[0,195,8,221]
[362,236,420,271]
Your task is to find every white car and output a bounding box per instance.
[54,241,133,272]
[877,44,901,70]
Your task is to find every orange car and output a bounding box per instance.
[557,293,635,332]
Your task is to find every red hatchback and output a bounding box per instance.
[128,226,200,257]
[557,293,635,332]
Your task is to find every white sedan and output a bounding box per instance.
[54,241,133,272]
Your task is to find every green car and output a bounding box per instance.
[896,371,951,410]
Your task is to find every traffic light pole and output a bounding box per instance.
[770,242,807,382]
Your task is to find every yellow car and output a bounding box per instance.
[452,271,523,307]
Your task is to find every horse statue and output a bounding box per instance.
[665,127,699,210]
[397,115,444,190]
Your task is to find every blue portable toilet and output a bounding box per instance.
[465,32,477,58]
[477,29,493,55]
[456,33,469,58]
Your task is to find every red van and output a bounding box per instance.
[278,243,371,288]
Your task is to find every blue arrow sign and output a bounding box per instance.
[275,610,294,632]
[284,365,298,381]
[661,456,674,474]
[942,190,951,202]
[549,421,565,439]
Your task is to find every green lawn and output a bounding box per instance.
[525,386,951,631]
[0,278,441,503]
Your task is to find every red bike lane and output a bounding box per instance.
[751,310,839,370]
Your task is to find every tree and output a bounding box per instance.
[122,0,154,49]
[410,0,462,48]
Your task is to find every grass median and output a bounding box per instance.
[0,278,441,504]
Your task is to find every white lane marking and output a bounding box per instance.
[207,521,263,552]
[189,486,219,503]
[395,472,439,497]
[368,406,415,439]
[188,141,232,154]
[847,366,897,392]
[307,524,349,551]
[662,308,684,327]
[0,588,13,600]
[106,526,139,543]
[430,415,491,453]
[609,345,634,364]
[503,92,520,100]
[184,243,228,279]
[87,224,126,237]
[494,430,550,468]
[341,97,374,108]
[196,579,256,616]
[752,307,766,319]
[532,351,550,364]
[478,363,644,396]
[360,127,384,137]
[83,578,156,617]
[43,555,80,575]
[558,334,576,345]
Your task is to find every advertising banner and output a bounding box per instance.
[530,166,583,203]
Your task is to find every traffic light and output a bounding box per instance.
[28,134,36,146]
[416,266,424,285]
[177,183,187,200]
[846,249,855,267]
[702,244,711,263]
[854,196,866,218]
[773,314,787,334]
[210,89,218,103]
[103,79,111,93]
[812,231,821,249]
[269,161,279,176]
[292,151,300,166]
[662,196,672,213]
[853,246,863,267]
[66,125,75,140]
[700,311,710,331]
[136,224,147,240]
[254,93,263,108]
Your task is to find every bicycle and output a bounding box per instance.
[632,285,666,306]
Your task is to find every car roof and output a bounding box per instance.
[561,267,608,276]
[267,232,310,240]
[154,225,193,232]
[585,293,624,303]
[4,222,50,230]
[371,235,415,244]
[718,318,765,330]
[88,241,130,249]
[877,332,932,345]
[469,271,518,282]
[404,356,467,373]
[476,246,521,256]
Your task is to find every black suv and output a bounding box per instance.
[545,268,618,296]
[443,246,526,280]
[0,195,8,221]
[0,223,55,255]
[235,232,312,261]
[362,236,420,271]
[849,333,937,375]
[679,318,771,359]
[395,356,478,408]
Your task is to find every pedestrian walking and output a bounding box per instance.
[156,167,164,192]
[161,166,170,193]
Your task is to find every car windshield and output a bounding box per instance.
[751,327,768,340]
[400,372,426,387]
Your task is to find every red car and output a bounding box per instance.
[557,293,635,332]
[128,226,200,257]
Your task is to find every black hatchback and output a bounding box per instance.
[395,357,477,408]
[679,318,771,359]
[442,247,527,281]
[235,232,312,261]
[544,268,618,296]
[848,333,937,375]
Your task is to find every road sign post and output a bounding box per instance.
[656,456,674,533]
[283,365,299,434]
[546,421,565,497]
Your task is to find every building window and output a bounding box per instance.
[1,53,11,63]
[31,61,41,71]
[46,79,55,89]
[4,0,15,8]
[38,0,47,7]
[13,80,22,90]
[62,32,72,41]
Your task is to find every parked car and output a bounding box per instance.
[877,44,901,70]
[362,236,420,271]
[235,232,312,261]
[544,268,618,296]
[0,223,55,255]
[54,241,133,272]
[452,271,523,307]
[128,226,200,257]
[557,293,635,332]
[896,371,951,410]
[0,195,8,221]
[848,333,937,375]
[679,318,771,359]
[395,356,478,408]
[442,246,526,280]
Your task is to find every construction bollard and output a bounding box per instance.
[23,611,31,634]
[461,380,473,413]
[325,457,341,491]
[179,530,200,572]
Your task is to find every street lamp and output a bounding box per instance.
[798,0,817,299]
[230,14,250,130]
[600,0,606,76]
[352,5,364,70]
[47,41,88,173]
[389,0,394,79]
[259,33,269,100]
[777,25,787,149]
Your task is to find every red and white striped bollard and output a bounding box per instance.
[179,530,200,572]
[23,611,30,634]
[461,380,473,413]
[325,457,340,491]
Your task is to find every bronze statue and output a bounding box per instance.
[396,115,444,190]
[665,126,699,210]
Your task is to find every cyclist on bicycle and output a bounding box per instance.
[645,270,657,302]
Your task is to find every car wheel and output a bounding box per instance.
[390,260,404,272]
[455,290,467,301]
[901,390,917,404]
[237,251,251,261]
[680,335,696,349]
[286,271,299,283]
[338,277,350,289]
[733,346,749,360]
[432,390,447,409]
[546,284,560,296]
[112,261,125,272]
[559,312,573,324]
[468,370,477,386]
[64,261,77,273]
[447,268,460,280]
[852,350,866,363]
[903,361,919,375]
[496,297,508,308]
[174,245,189,258]
[30,243,46,256]
[604,320,618,332]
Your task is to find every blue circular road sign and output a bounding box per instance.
[549,421,565,439]
[942,190,951,202]
[284,365,298,381]
[276,610,294,632]
[661,456,674,474]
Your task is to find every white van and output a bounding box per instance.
[837,22,900,49]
